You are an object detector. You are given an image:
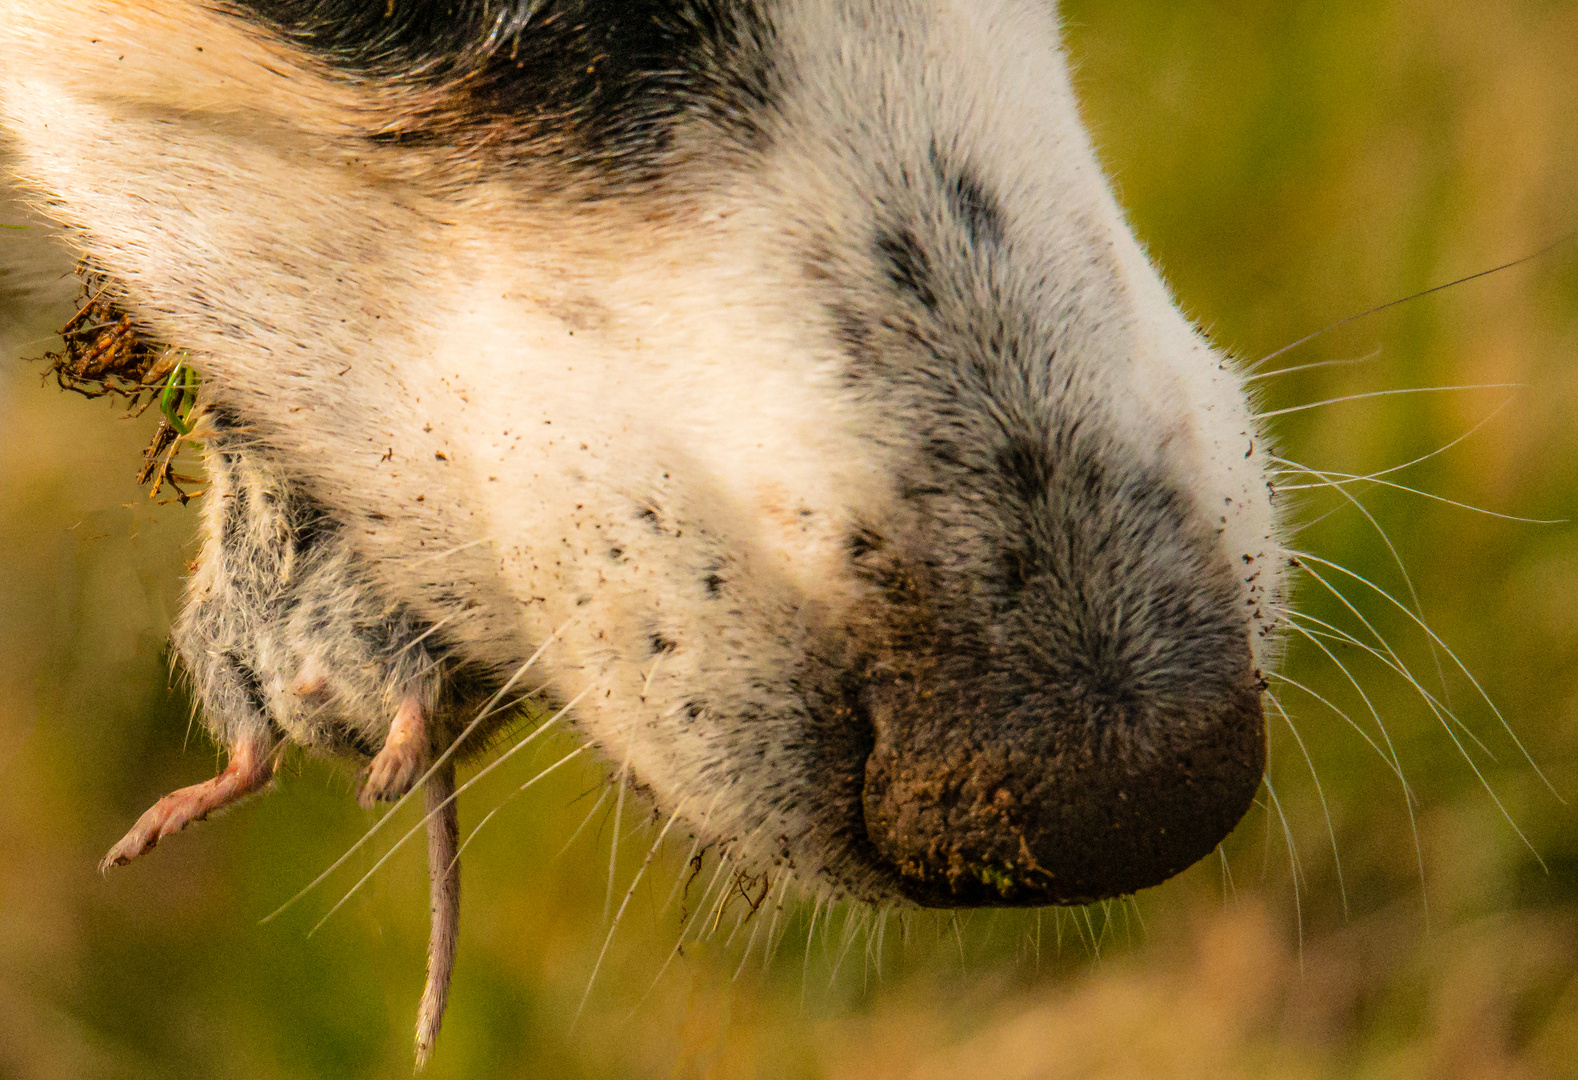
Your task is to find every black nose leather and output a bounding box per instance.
[860,653,1266,908]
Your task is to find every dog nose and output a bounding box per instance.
[859,651,1266,907]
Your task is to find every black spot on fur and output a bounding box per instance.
[288,496,338,557]
[702,567,725,597]
[847,528,884,560]
[828,302,877,375]
[649,633,677,655]
[229,1,782,184]
[995,431,1052,505]
[876,226,937,311]
[931,142,1006,248]
[225,652,270,720]
[203,402,242,436]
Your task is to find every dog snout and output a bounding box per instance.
[859,636,1265,908]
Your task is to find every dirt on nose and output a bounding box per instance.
[859,658,1267,908]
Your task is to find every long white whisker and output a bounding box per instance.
[574,805,684,1027]
[1279,469,1563,524]
[733,876,777,982]
[1257,383,1522,419]
[687,856,735,937]
[630,853,734,1019]
[659,834,703,913]
[1292,556,1552,875]
[1293,552,1562,808]
[1286,611,1498,762]
[1282,499,1352,537]
[1252,235,1575,369]
[949,912,967,970]
[1269,399,1510,489]
[1276,455,1452,698]
[763,872,796,973]
[1245,347,1383,383]
[1278,612,1421,783]
[261,620,576,924]
[861,908,880,992]
[1268,648,1428,905]
[1265,689,1348,917]
[1100,901,1117,954]
[1283,555,1440,797]
[604,749,633,923]
[1266,670,1405,784]
[871,906,889,981]
[827,906,864,989]
[556,785,613,860]
[641,650,666,701]
[800,894,825,1006]
[1080,907,1102,962]
[660,784,732,916]
[1126,895,1148,941]
[722,882,757,949]
[449,743,595,872]
[393,611,460,657]
[1276,614,1432,906]
[416,538,489,564]
[701,862,743,941]
[306,685,598,936]
[707,826,773,947]
[1262,776,1305,969]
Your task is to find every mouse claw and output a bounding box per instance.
[100,738,275,872]
[358,696,429,808]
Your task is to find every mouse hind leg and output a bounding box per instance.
[271,539,452,805]
[99,730,278,870]
[360,693,431,807]
[102,430,291,870]
[103,405,475,877]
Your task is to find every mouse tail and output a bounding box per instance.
[415,760,460,1071]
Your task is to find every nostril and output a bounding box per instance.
[860,654,1266,908]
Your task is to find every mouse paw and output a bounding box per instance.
[358,696,430,808]
[100,738,274,871]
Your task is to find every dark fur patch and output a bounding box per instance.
[287,495,338,557]
[931,143,1006,248]
[225,651,271,719]
[876,226,937,311]
[994,430,1052,506]
[229,0,781,182]
[847,527,883,560]
[220,485,250,552]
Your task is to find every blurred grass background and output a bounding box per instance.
[3,1,1578,1076]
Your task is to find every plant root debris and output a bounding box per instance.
[31,264,204,504]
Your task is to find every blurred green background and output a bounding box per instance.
[3,2,1578,1077]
